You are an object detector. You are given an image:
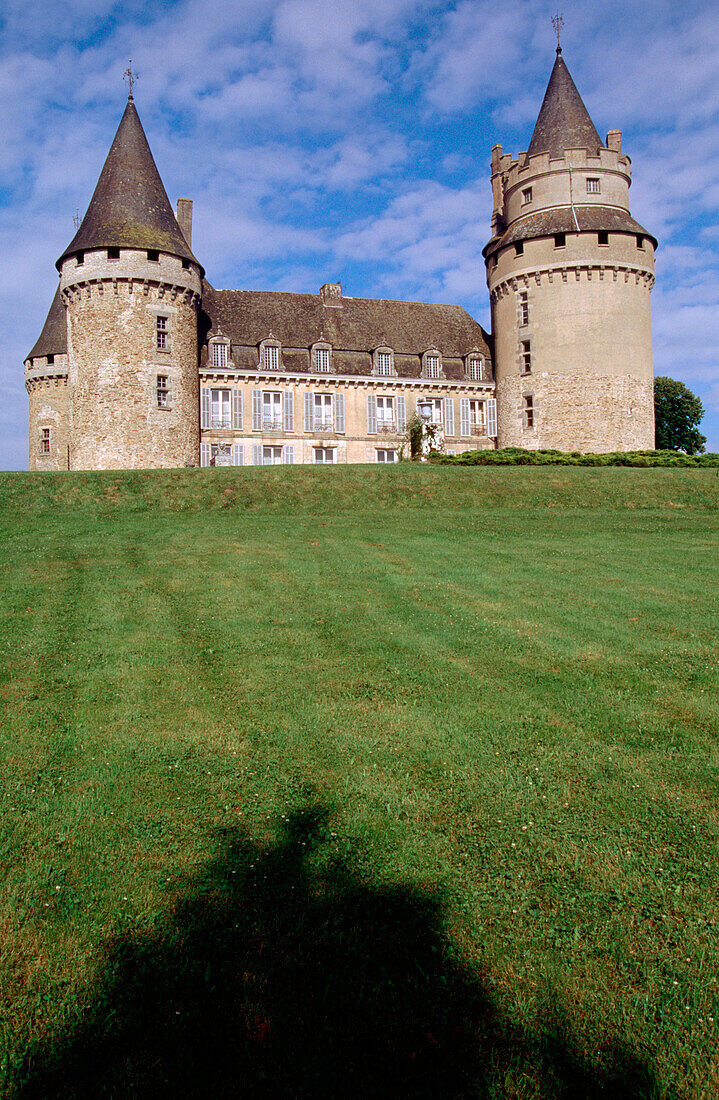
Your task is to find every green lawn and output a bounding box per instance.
[1,466,718,1098]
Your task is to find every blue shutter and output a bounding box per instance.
[200,442,211,467]
[252,443,263,465]
[284,445,294,464]
[283,390,294,432]
[252,390,262,431]
[460,397,470,437]
[232,389,243,430]
[201,387,211,429]
[232,443,244,466]
[367,394,377,434]
[486,398,498,438]
[396,394,406,432]
[334,392,345,433]
[443,397,455,436]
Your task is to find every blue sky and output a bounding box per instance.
[2,0,719,468]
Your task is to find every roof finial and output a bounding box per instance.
[123,59,138,99]
[552,11,564,53]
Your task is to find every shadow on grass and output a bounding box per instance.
[18,803,664,1099]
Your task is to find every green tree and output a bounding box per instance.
[654,376,706,454]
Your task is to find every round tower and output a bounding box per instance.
[484,48,656,452]
[56,95,203,470]
[25,286,70,471]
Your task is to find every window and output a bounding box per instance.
[39,427,50,454]
[376,448,398,463]
[107,247,120,260]
[263,446,283,465]
[313,393,333,431]
[522,187,533,204]
[376,350,393,376]
[376,396,395,432]
[211,342,228,368]
[492,252,498,268]
[521,340,532,374]
[425,354,440,379]
[157,375,169,407]
[598,231,609,246]
[418,398,442,424]
[469,399,485,434]
[156,315,168,350]
[467,357,484,381]
[554,233,566,248]
[315,347,331,372]
[263,344,279,370]
[47,354,54,365]
[262,391,282,430]
[182,259,190,269]
[515,241,524,256]
[76,251,84,265]
[147,249,159,262]
[314,447,336,464]
[636,235,645,249]
[211,388,231,429]
[518,290,529,326]
[523,394,534,429]
[587,178,600,194]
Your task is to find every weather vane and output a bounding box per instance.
[72,207,80,229]
[123,59,138,97]
[552,11,564,50]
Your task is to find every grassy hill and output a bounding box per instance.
[1,466,718,1097]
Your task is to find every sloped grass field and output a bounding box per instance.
[1,466,718,1098]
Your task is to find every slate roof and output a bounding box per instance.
[56,97,201,272]
[483,205,657,258]
[202,284,491,359]
[26,284,67,360]
[527,48,603,159]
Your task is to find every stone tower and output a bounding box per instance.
[55,95,203,469]
[484,48,656,452]
[25,286,70,470]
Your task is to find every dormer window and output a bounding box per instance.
[586,178,600,194]
[374,348,394,376]
[424,352,441,379]
[261,341,281,370]
[522,187,533,205]
[211,340,228,369]
[467,356,484,381]
[313,344,332,373]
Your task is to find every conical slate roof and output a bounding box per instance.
[527,48,603,158]
[26,284,67,360]
[57,97,201,271]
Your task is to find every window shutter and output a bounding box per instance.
[200,442,211,467]
[252,443,263,465]
[304,392,313,433]
[232,389,243,430]
[396,394,406,432]
[232,443,244,466]
[201,387,211,429]
[284,445,294,464]
[444,397,455,436]
[367,394,377,434]
[252,390,262,431]
[486,398,498,438]
[460,397,470,437]
[334,392,345,433]
[283,390,294,432]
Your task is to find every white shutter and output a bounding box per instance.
[252,443,263,465]
[232,389,243,430]
[304,392,313,433]
[334,392,345,433]
[396,394,406,432]
[367,394,377,434]
[486,398,498,438]
[252,390,262,431]
[283,390,294,432]
[232,443,244,466]
[443,397,455,436]
[200,442,211,467]
[460,397,470,437]
[201,387,211,429]
[284,445,294,464]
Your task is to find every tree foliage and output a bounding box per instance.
[654,376,706,454]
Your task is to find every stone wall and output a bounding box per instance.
[26,363,69,471]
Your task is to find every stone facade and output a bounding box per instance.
[26,364,69,471]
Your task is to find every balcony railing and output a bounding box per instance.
[262,416,283,431]
[211,415,231,430]
[312,417,334,432]
[377,421,397,435]
[470,424,485,436]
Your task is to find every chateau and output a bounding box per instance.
[25,48,656,471]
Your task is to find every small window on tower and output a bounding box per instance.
[598,231,609,246]
[492,253,498,268]
[554,233,566,248]
[107,247,120,260]
[47,354,55,365]
[521,341,532,375]
[157,375,169,408]
[522,187,533,205]
[518,290,529,326]
[156,315,169,350]
[76,252,84,266]
[515,241,524,256]
[182,259,190,269]
[587,178,601,194]
[636,235,645,249]
[523,394,534,429]
[147,249,159,262]
[39,427,51,454]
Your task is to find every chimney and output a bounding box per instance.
[176,198,193,247]
[606,130,622,153]
[320,282,342,307]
